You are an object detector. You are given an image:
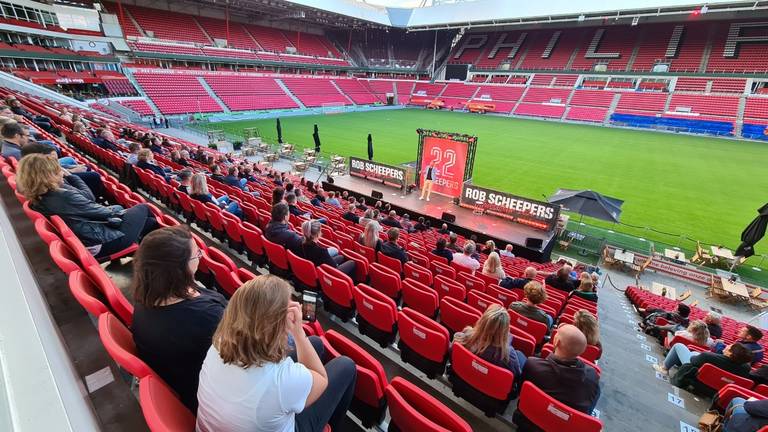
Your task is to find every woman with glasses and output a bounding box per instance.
[131,225,228,411]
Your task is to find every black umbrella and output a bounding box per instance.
[312,124,321,153]
[735,203,768,258]
[367,133,374,160]
[548,189,623,224]
[276,118,283,144]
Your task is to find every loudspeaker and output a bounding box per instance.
[371,190,384,199]
[441,212,456,223]
[525,237,544,249]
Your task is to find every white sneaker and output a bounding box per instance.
[426,198,430,202]
[419,197,423,200]
[652,364,668,375]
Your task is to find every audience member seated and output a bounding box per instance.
[125,142,141,165]
[358,209,375,228]
[131,226,227,411]
[713,325,764,366]
[271,186,285,205]
[573,310,601,356]
[705,313,723,339]
[545,265,575,293]
[509,281,552,328]
[20,142,104,198]
[570,280,597,302]
[482,252,506,280]
[500,267,537,290]
[6,96,58,135]
[452,241,480,274]
[380,228,409,264]
[189,173,243,219]
[18,154,157,259]
[481,240,498,255]
[454,304,526,377]
[1,121,29,160]
[723,398,768,432]
[358,220,382,251]
[413,216,428,232]
[136,149,170,181]
[196,276,357,432]
[176,169,192,193]
[381,210,402,228]
[342,204,359,224]
[668,320,715,349]
[658,342,753,392]
[265,202,303,252]
[326,191,341,208]
[92,128,120,152]
[297,220,354,277]
[286,193,311,218]
[223,166,247,190]
[148,137,166,155]
[500,244,515,258]
[514,324,600,428]
[310,187,326,207]
[447,232,462,252]
[640,303,691,342]
[438,223,450,234]
[210,164,227,184]
[431,237,454,263]
[400,214,413,233]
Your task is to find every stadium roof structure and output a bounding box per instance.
[285,0,768,29]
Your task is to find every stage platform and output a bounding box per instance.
[323,174,557,262]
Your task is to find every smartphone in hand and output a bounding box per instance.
[302,291,318,323]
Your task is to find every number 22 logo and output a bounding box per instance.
[429,148,456,176]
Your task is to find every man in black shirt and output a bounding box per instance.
[431,238,454,263]
[264,202,302,253]
[176,170,192,194]
[381,210,402,228]
[545,265,576,293]
[500,267,538,290]
[438,223,450,235]
[514,325,600,429]
[380,227,409,264]
[342,204,360,224]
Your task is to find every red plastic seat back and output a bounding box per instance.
[287,249,319,289]
[509,309,548,345]
[354,284,398,333]
[263,238,290,270]
[49,240,82,275]
[98,312,154,378]
[386,377,472,432]
[318,264,355,308]
[401,278,439,318]
[439,297,482,334]
[486,284,519,308]
[450,343,514,401]
[369,262,402,299]
[430,261,456,280]
[434,275,466,301]
[341,248,369,283]
[85,264,135,326]
[517,381,603,432]
[35,218,60,245]
[240,222,265,255]
[510,326,537,357]
[398,308,450,363]
[467,290,504,313]
[324,330,388,408]
[457,272,486,293]
[68,270,110,317]
[138,374,196,432]
[697,363,755,392]
[404,261,433,286]
[377,251,404,275]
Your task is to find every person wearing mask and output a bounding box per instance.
[381,210,402,228]
[545,265,576,293]
[265,202,303,253]
[453,304,526,377]
[189,173,243,219]
[452,241,481,274]
[359,220,383,251]
[500,267,537,290]
[509,281,552,328]
[713,326,764,365]
[514,325,600,427]
[572,310,601,358]
[17,154,157,259]
[431,237,454,263]
[704,313,723,339]
[342,204,360,224]
[482,252,506,281]
[380,227,409,264]
[297,220,355,278]
[131,226,227,411]
[196,276,357,432]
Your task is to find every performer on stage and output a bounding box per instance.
[419,160,437,202]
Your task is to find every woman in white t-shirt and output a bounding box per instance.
[196,276,357,432]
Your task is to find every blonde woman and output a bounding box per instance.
[196,275,357,432]
[670,319,714,348]
[189,173,242,218]
[482,251,506,280]
[17,153,156,259]
[573,310,602,352]
[454,304,526,376]
[358,219,382,250]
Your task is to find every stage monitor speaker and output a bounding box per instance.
[371,190,384,199]
[441,212,456,223]
[525,237,544,249]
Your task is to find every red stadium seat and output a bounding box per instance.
[138,374,196,432]
[404,261,433,286]
[714,383,765,411]
[68,270,110,318]
[98,312,154,378]
[397,308,450,378]
[240,221,266,266]
[34,218,60,245]
[287,249,319,291]
[341,248,369,284]
[510,326,538,357]
[509,309,548,345]
[408,251,430,268]
[203,203,226,240]
[318,264,356,321]
[324,330,388,427]
[401,278,439,319]
[377,250,404,275]
[369,262,402,300]
[467,290,504,312]
[434,274,466,301]
[516,381,603,432]
[221,212,243,252]
[354,243,377,264]
[201,247,242,296]
[49,239,82,275]
[486,284,519,308]
[448,342,515,416]
[696,363,755,394]
[431,261,456,280]
[386,377,472,432]
[354,284,398,347]
[457,272,486,293]
[85,264,135,326]
[262,237,291,277]
[439,297,482,335]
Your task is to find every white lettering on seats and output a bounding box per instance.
[547,404,571,421]
[413,328,426,339]
[323,277,332,285]
[364,301,374,310]
[517,319,527,326]
[471,360,488,374]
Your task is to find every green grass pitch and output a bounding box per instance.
[202,108,768,256]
